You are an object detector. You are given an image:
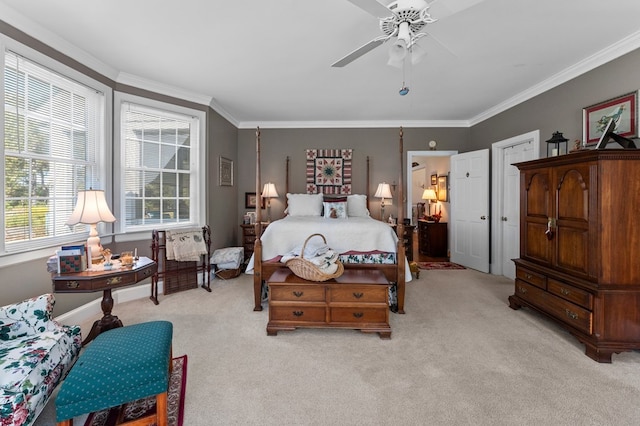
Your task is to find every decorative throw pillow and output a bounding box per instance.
[347,194,369,217]
[323,201,347,219]
[286,193,323,216]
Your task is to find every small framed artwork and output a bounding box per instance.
[437,175,448,202]
[245,192,265,209]
[219,156,234,186]
[430,174,438,186]
[583,91,638,145]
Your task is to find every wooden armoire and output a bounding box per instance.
[509,149,640,362]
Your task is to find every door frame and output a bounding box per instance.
[490,130,540,275]
[406,150,458,223]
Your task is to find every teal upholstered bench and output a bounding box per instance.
[55,320,173,426]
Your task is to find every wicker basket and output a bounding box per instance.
[214,267,241,280]
[285,234,344,282]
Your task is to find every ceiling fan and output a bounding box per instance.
[332,0,483,68]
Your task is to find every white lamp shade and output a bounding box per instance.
[261,182,279,199]
[66,189,116,226]
[374,183,393,199]
[422,188,437,201]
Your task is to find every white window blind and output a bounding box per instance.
[121,102,198,229]
[2,49,104,252]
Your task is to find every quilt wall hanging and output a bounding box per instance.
[306,149,352,194]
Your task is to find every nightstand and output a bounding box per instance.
[240,223,268,261]
[391,224,415,262]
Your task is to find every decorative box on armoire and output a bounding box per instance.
[509,149,640,363]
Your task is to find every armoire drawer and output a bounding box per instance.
[516,266,546,290]
[515,280,592,335]
[547,279,593,310]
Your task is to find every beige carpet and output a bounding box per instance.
[37,269,640,425]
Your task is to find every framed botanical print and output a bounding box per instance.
[430,174,437,186]
[219,156,233,186]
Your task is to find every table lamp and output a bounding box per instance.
[261,182,279,222]
[421,187,437,217]
[375,182,393,221]
[66,189,116,262]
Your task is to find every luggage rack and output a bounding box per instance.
[150,225,211,305]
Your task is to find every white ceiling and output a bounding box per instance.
[2,0,640,128]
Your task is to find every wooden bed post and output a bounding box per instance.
[396,127,406,314]
[253,127,264,311]
[366,156,370,211]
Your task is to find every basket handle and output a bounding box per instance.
[300,233,327,260]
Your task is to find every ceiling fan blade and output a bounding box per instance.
[331,37,387,67]
[346,0,394,18]
[427,0,483,20]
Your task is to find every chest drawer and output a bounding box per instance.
[516,266,546,289]
[329,285,387,303]
[330,307,388,324]
[547,279,593,310]
[269,284,325,302]
[269,305,326,322]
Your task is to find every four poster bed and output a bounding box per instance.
[247,127,409,314]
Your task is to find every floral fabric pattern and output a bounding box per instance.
[0,294,82,426]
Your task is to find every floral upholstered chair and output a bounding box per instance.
[0,294,82,426]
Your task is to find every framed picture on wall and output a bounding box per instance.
[219,156,234,186]
[583,91,638,145]
[430,174,437,186]
[245,192,265,209]
[437,175,448,202]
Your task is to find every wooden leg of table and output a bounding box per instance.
[82,289,123,346]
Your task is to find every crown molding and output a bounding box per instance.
[0,7,119,81]
[117,72,213,107]
[469,30,640,126]
[237,119,471,129]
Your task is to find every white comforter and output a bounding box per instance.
[245,216,411,280]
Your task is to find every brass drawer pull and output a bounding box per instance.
[293,311,304,317]
[525,274,532,280]
[66,281,79,289]
[560,288,570,296]
[293,291,304,297]
[565,309,578,320]
[518,286,527,294]
[353,312,364,318]
[353,292,364,299]
[107,276,122,285]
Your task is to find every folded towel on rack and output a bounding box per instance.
[166,227,207,261]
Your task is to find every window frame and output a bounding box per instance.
[113,92,206,241]
[0,35,112,265]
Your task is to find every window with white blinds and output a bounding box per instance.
[2,49,105,253]
[119,101,200,231]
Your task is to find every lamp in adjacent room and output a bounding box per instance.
[66,189,116,262]
[421,187,438,218]
[261,182,279,222]
[374,182,393,221]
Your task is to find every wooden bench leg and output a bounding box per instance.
[56,420,73,426]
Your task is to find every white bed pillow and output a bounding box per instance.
[347,194,370,217]
[286,193,323,216]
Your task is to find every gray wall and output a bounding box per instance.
[235,127,469,227]
[470,49,640,150]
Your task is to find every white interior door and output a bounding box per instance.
[490,131,540,278]
[450,149,490,272]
